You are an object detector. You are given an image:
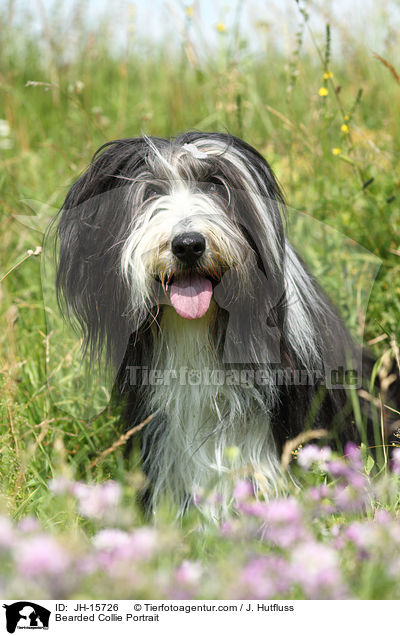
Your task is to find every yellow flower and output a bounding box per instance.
[216,22,227,33]
[225,446,240,462]
[342,212,351,224]
[344,114,350,121]
[323,71,333,79]
[318,87,329,97]
[332,147,341,155]
[341,124,349,134]
[185,5,194,18]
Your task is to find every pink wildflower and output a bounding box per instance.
[290,541,344,598]
[16,534,69,577]
[233,480,254,501]
[297,445,331,470]
[72,481,121,520]
[262,498,307,548]
[239,555,291,599]
[174,560,202,586]
[392,447,400,474]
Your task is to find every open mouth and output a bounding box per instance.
[157,272,219,320]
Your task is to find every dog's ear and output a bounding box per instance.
[224,134,285,202]
[55,138,151,366]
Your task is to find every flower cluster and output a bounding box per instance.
[1,446,400,599]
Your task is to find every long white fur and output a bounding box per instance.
[119,137,321,516]
[142,304,283,519]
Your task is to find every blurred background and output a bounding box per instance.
[0,0,399,501]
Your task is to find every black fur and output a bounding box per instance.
[55,132,400,502]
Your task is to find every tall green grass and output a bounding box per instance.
[0,0,399,525]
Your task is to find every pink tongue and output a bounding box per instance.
[170,275,213,319]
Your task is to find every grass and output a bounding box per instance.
[1,0,400,599]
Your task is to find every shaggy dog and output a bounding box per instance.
[56,132,400,514]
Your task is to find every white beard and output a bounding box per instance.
[141,303,283,519]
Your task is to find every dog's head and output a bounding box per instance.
[56,132,296,366]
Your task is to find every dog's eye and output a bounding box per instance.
[205,178,222,193]
[145,185,164,200]
[202,179,223,194]
[202,179,229,202]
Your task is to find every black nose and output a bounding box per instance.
[171,232,206,265]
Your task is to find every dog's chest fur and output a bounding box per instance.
[142,304,281,512]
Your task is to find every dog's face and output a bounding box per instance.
[120,135,286,324]
[56,133,287,364]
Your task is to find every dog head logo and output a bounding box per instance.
[2,602,51,633]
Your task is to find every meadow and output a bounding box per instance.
[0,0,400,599]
